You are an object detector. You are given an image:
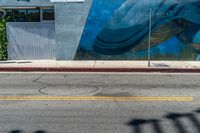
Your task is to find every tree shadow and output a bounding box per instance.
[34,131,46,133]
[9,130,23,133]
[194,108,200,113]
[127,119,164,133]
[9,130,46,133]
[165,113,200,133]
[127,108,200,133]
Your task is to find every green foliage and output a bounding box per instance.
[0,17,8,60]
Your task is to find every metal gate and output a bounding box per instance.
[6,22,55,60]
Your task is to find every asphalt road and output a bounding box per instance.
[0,73,200,133]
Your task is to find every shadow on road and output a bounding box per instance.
[127,108,200,133]
[9,130,46,133]
[127,119,164,133]
[166,113,200,133]
[9,130,22,133]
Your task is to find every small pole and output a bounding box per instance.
[148,8,152,67]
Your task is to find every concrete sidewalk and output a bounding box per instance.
[0,60,200,72]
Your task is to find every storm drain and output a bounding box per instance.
[39,85,99,96]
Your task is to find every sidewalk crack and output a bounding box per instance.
[32,74,46,83]
[93,60,97,70]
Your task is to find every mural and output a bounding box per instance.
[75,0,200,60]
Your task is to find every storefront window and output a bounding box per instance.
[42,9,54,21]
[27,9,40,22]
[13,10,27,22]
[5,10,13,21]
[4,8,54,22]
[6,9,40,22]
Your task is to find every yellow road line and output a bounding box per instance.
[0,96,194,101]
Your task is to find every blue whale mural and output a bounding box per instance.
[76,0,200,60]
[93,0,200,55]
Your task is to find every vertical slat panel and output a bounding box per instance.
[6,22,55,60]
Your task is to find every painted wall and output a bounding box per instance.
[76,0,200,60]
[0,0,93,60]
[55,1,93,60]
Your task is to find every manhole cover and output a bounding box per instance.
[40,85,99,96]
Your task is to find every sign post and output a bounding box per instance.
[148,8,152,67]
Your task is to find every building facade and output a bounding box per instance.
[0,0,92,60]
[1,0,200,60]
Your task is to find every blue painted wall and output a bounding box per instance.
[76,0,200,60]
[2,0,200,60]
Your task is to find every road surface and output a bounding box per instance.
[0,73,199,133]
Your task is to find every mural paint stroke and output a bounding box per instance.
[75,0,200,60]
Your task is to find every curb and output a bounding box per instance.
[0,67,200,73]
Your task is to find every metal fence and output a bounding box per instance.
[6,22,55,60]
